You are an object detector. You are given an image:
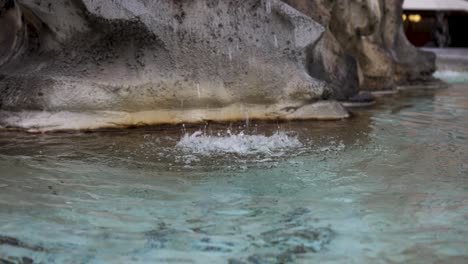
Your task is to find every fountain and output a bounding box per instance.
[0,0,467,263]
[0,0,437,131]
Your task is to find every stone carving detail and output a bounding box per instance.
[0,0,436,130]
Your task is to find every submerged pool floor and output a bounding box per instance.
[0,83,467,263]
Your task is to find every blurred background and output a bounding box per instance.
[403,0,468,47]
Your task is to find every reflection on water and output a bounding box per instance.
[0,84,467,263]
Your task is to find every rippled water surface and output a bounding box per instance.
[0,80,467,263]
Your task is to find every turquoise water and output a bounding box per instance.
[0,78,467,263]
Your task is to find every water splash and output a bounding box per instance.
[196,83,201,99]
[175,130,302,156]
[172,18,178,33]
[434,70,468,84]
[293,28,298,48]
[265,0,272,14]
[228,47,233,62]
[244,112,250,128]
[248,56,256,66]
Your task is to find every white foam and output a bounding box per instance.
[434,70,468,84]
[175,130,303,156]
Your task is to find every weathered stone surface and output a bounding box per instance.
[0,0,436,130]
[328,0,436,90]
[0,100,348,131]
[283,0,359,100]
[281,0,436,93]
[285,101,349,120]
[381,1,436,85]
[0,0,24,66]
[0,0,352,130]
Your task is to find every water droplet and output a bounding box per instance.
[293,28,298,48]
[172,18,178,33]
[247,54,255,69]
[228,47,232,62]
[245,111,250,128]
[265,0,272,14]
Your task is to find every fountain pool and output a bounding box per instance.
[0,73,467,263]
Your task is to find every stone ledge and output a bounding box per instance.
[0,101,349,132]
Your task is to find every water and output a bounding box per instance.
[0,81,467,262]
[176,131,303,156]
[434,70,468,84]
[265,0,272,14]
[228,47,233,62]
[196,83,201,99]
